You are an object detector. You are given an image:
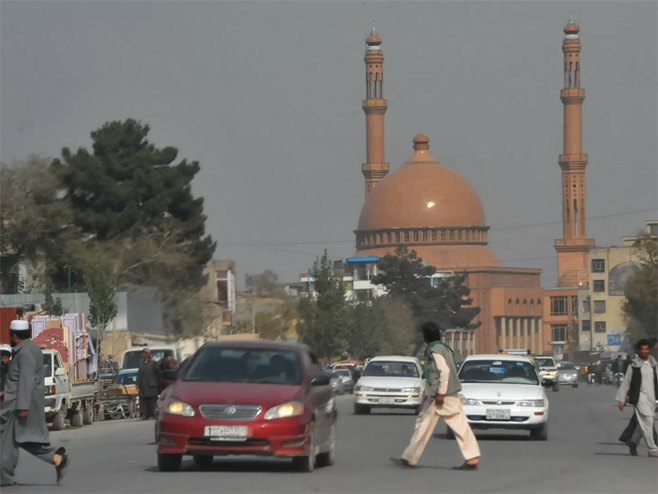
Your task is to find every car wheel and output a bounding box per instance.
[530,424,548,441]
[193,455,213,466]
[445,426,455,439]
[52,407,66,431]
[82,406,94,425]
[316,424,336,468]
[158,453,182,472]
[353,403,370,415]
[414,405,423,415]
[292,429,315,473]
[572,384,578,388]
[70,410,83,427]
[552,384,559,392]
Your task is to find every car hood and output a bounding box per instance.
[461,383,544,401]
[171,381,303,407]
[357,376,424,389]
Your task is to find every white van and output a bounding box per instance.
[120,345,181,370]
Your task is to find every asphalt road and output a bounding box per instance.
[10,383,658,494]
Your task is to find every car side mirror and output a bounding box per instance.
[311,374,331,386]
[55,367,67,377]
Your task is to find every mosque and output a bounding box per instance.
[351,19,591,355]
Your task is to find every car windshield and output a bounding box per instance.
[122,349,174,369]
[323,371,339,378]
[534,358,556,368]
[183,347,302,385]
[363,361,419,378]
[43,353,52,378]
[558,362,575,370]
[112,372,137,385]
[459,359,539,385]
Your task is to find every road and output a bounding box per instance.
[11,384,657,493]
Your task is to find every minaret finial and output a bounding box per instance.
[371,21,376,35]
[569,10,576,24]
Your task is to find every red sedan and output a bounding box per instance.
[156,340,337,472]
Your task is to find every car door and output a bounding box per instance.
[53,353,68,398]
[304,351,333,446]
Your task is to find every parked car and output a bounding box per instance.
[458,354,549,440]
[332,368,355,394]
[556,361,579,388]
[353,356,425,415]
[100,369,139,420]
[156,340,337,472]
[534,355,560,391]
[323,370,345,395]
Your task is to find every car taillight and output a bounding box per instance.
[48,385,56,394]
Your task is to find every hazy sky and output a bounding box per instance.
[2,1,656,288]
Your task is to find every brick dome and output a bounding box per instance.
[355,135,499,268]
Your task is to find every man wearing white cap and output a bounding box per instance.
[0,320,69,486]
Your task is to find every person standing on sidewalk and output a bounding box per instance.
[391,321,480,470]
[136,347,159,420]
[616,339,658,458]
[0,320,69,487]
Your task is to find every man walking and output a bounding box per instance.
[391,321,480,470]
[616,339,658,457]
[136,347,159,420]
[0,320,69,487]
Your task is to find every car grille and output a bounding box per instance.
[480,401,516,405]
[188,438,270,447]
[373,387,403,392]
[198,404,261,421]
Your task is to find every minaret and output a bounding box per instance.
[362,24,389,198]
[555,15,594,287]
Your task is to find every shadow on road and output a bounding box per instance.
[145,458,314,474]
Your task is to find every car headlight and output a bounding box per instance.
[401,387,421,393]
[264,401,304,420]
[463,398,480,406]
[355,385,373,392]
[517,400,545,407]
[165,400,195,417]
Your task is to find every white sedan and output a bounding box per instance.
[458,354,549,440]
[353,356,425,414]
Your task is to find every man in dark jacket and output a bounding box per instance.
[0,320,69,487]
[0,350,10,401]
[136,348,159,420]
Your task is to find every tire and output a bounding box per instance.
[552,384,559,392]
[70,410,83,427]
[530,424,548,441]
[445,426,455,439]
[82,406,94,425]
[316,424,336,468]
[572,384,578,389]
[193,455,213,466]
[292,429,315,472]
[353,403,370,415]
[414,406,423,415]
[158,453,182,472]
[52,406,66,431]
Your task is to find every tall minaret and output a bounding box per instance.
[361,25,389,198]
[555,15,594,287]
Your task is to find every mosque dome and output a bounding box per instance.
[355,135,499,269]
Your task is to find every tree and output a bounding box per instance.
[84,255,118,367]
[372,246,480,330]
[0,156,77,289]
[347,299,411,360]
[52,119,216,334]
[623,233,658,341]
[297,251,349,359]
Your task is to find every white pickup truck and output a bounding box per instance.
[43,349,99,430]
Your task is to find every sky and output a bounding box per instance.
[1,1,656,288]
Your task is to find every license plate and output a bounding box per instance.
[485,409,511,420]
[380,397,396,405]
[204,425,248,441]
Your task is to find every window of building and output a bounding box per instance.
[583,299,591,313]
[582,320,591,332]
[551,325,567,342]
[591,259,605,273]
[649,223,658,237]
[570,296,578,314]
[594,321,607,333]
[550,296,568,316]
[593,280,605,292]
[593,300,606,313]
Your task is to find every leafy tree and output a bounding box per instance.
[42,280,65,317]
[84,255,118,364]
[0,156,77,288]
[246,270,283,297]
[297,251,349,359]
[372,246,480,330]
[348,299,411,360]
[623,233,658,341]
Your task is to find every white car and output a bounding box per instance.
[353,356,425,414]
[458,354,549,440]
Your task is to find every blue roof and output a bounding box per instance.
[345,256,380,263]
